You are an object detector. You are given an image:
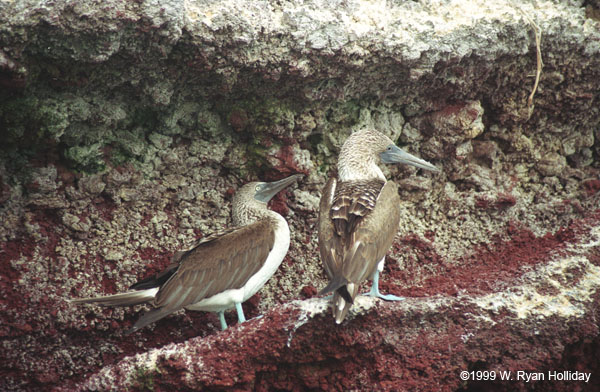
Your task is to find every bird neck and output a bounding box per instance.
[232,202,279,227]
[338,154,386,182]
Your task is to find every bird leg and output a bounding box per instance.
[218,311,228,330]
[233,302,265,327]
[235,302,247,324]
[366,257,405,301]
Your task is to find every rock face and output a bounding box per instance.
[79,220,600,391]
[0,0,599,390]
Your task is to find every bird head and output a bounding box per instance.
[338,128,439,181]
[232,174,302,225]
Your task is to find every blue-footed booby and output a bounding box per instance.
[318,129,439,323]
[70,174,302,334]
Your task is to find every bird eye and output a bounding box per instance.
[387,146,393,151]
[255,185,261,192]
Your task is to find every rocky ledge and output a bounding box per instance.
[79,217,600,391]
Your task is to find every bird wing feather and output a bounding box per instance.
[153,218,276,310]
[318,177,341,281]
[319,179,401,288]
[341,181,401,282]
[128,227,243,291]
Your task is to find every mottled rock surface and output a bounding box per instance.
[0,0,599,390]
[80,220,600,391]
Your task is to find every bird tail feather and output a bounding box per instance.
[69,288,158,307]
[318,275,353,303]
[333,283,359,324]
[125,307,175,335]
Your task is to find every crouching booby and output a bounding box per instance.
[318,129,439,323]
[70,174,302,334]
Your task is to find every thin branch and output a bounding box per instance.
[509,1,543,117]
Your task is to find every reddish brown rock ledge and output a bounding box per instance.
[75,214,600,392]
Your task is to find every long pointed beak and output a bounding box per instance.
[382,145,440,172]
[255,174,303,202]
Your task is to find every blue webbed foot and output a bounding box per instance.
[370,291,405,301]
[365,270,405,301]
[235,303,264,325]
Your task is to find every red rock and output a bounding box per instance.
[300,285,317,299]
[582,179,600,197]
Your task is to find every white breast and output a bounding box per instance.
[242,213,290,300]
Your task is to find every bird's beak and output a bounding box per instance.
[255,174,303,202]
[381,145,440,172]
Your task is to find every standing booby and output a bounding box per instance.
[70,174,302,334]
[318,129,439,323]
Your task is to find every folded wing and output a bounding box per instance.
[128,219,275,333]
[318,179,401,320]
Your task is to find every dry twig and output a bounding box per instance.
[509,1,543,118]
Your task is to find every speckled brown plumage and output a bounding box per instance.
[330,179,385,236]
[318,128,439,323]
